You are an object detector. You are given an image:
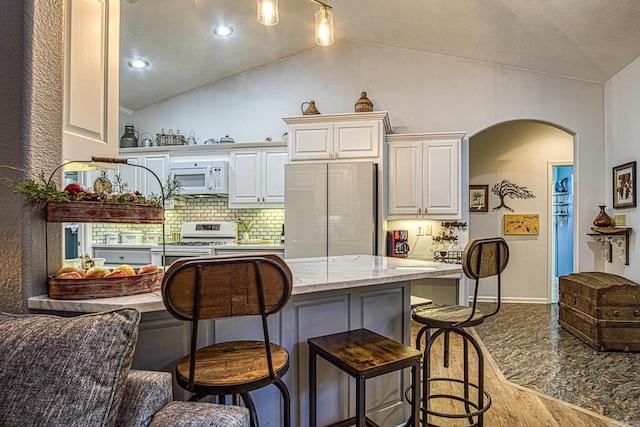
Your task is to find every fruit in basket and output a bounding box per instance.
[104,270,128,278]
[85,266,111,278]
[137,264,159,274]
[57,271,84,279]
[114,264,136,276]
[64,182,88,197]
[55,266,86,278]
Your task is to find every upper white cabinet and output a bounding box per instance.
[229,148,287,208]
[63,0,120,161]
[387,132,465,219]
[84,154,169,199]
[284,112,391,161]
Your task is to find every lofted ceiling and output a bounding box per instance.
[120,0,640,111]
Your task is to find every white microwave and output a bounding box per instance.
[169,160,229,195]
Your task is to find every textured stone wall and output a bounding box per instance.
[0,0,64,313]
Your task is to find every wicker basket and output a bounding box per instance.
[355,91,374,112]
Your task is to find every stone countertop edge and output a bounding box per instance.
[27,255,462,314]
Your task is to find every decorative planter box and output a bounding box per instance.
[46,201,164,224]
[48,271,163,300]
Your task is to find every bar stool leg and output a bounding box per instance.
[411,362,420,427]
[356,375,366,427]
[309,349,317,427]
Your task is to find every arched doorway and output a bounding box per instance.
[468,120,574,304]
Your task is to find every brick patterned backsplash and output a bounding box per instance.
[91,196,284,243]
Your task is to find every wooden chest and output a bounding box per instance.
[558,272,640,352]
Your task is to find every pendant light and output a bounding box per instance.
[314,3,334,46]
[257,0,279,26]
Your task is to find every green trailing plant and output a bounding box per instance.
[0,166,69,209]
[0,165,182,210]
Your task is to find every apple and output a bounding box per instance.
[85,266,111,279]
[137,264,159,274]
[57,271,84,279]
[55,266,86,278]
[105,270,127,278]
[114,264,136,276]
[64,182,88,197]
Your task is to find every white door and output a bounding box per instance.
[230,150,261,206]
[262,149,287,204]
[63,0,120,161]
[289,123,333,160]
[388,141,423,215]
[423,139,460,216]
[334,120,379,159]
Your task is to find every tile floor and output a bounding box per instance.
[473,303,640,426]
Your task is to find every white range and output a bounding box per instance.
[150,221,236,266]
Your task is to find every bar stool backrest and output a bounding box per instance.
[162,254,292,321]
[462,237,509,322]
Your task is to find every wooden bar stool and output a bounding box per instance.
[411,237,509,427]
[308,328,422,427]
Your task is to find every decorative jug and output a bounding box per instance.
[593,205,612,227]
[120,124,139,148]
[301,101,320,115]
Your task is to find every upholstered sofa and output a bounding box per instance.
[0,308,249,427]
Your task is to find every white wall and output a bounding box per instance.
[133,40,608,296]
[470,122,573,302]
[605,56,640,279]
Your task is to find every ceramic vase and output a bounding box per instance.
[593,205,612,227]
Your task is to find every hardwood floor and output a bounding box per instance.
[411,321,629,426]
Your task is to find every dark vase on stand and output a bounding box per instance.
[593,205,612,227]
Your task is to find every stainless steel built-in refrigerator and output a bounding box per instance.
[284,162,377,259]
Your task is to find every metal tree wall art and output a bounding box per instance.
[491,179,536,211]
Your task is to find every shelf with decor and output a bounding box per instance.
[587,227,632,265]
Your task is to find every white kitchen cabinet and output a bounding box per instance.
[84,154,170,201]
[387,132,465,219]
[229,148,287,208]
[284,112,391,161]
[63,0,120,162]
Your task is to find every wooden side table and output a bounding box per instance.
[308,328,422,427]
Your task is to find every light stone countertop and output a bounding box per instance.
[27,255,462,314]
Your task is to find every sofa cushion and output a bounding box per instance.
[116,370,173,427]
[149,401,250,427]
[0,308,140,427]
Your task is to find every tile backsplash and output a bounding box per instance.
[91,196,284,243]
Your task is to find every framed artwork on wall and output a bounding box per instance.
[613,161,636,209]
[469,185,489,212]
[504,214,539,235]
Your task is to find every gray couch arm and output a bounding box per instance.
[116,369,250,427]
[149,402,250,427]
[116,369,173,427]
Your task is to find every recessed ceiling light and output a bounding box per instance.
[128,58,149,69]
[213,24,234,37]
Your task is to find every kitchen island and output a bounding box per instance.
[28,255,462,427]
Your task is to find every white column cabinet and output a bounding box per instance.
[229,148,287,208]
[63,0,120,162]
[284,112,391,161]
[387,132,465,219]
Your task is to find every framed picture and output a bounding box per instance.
[469,185,489,212]
[613,161,636,209]
[504,214,539,235]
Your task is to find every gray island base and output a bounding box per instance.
[29,255,462,427]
